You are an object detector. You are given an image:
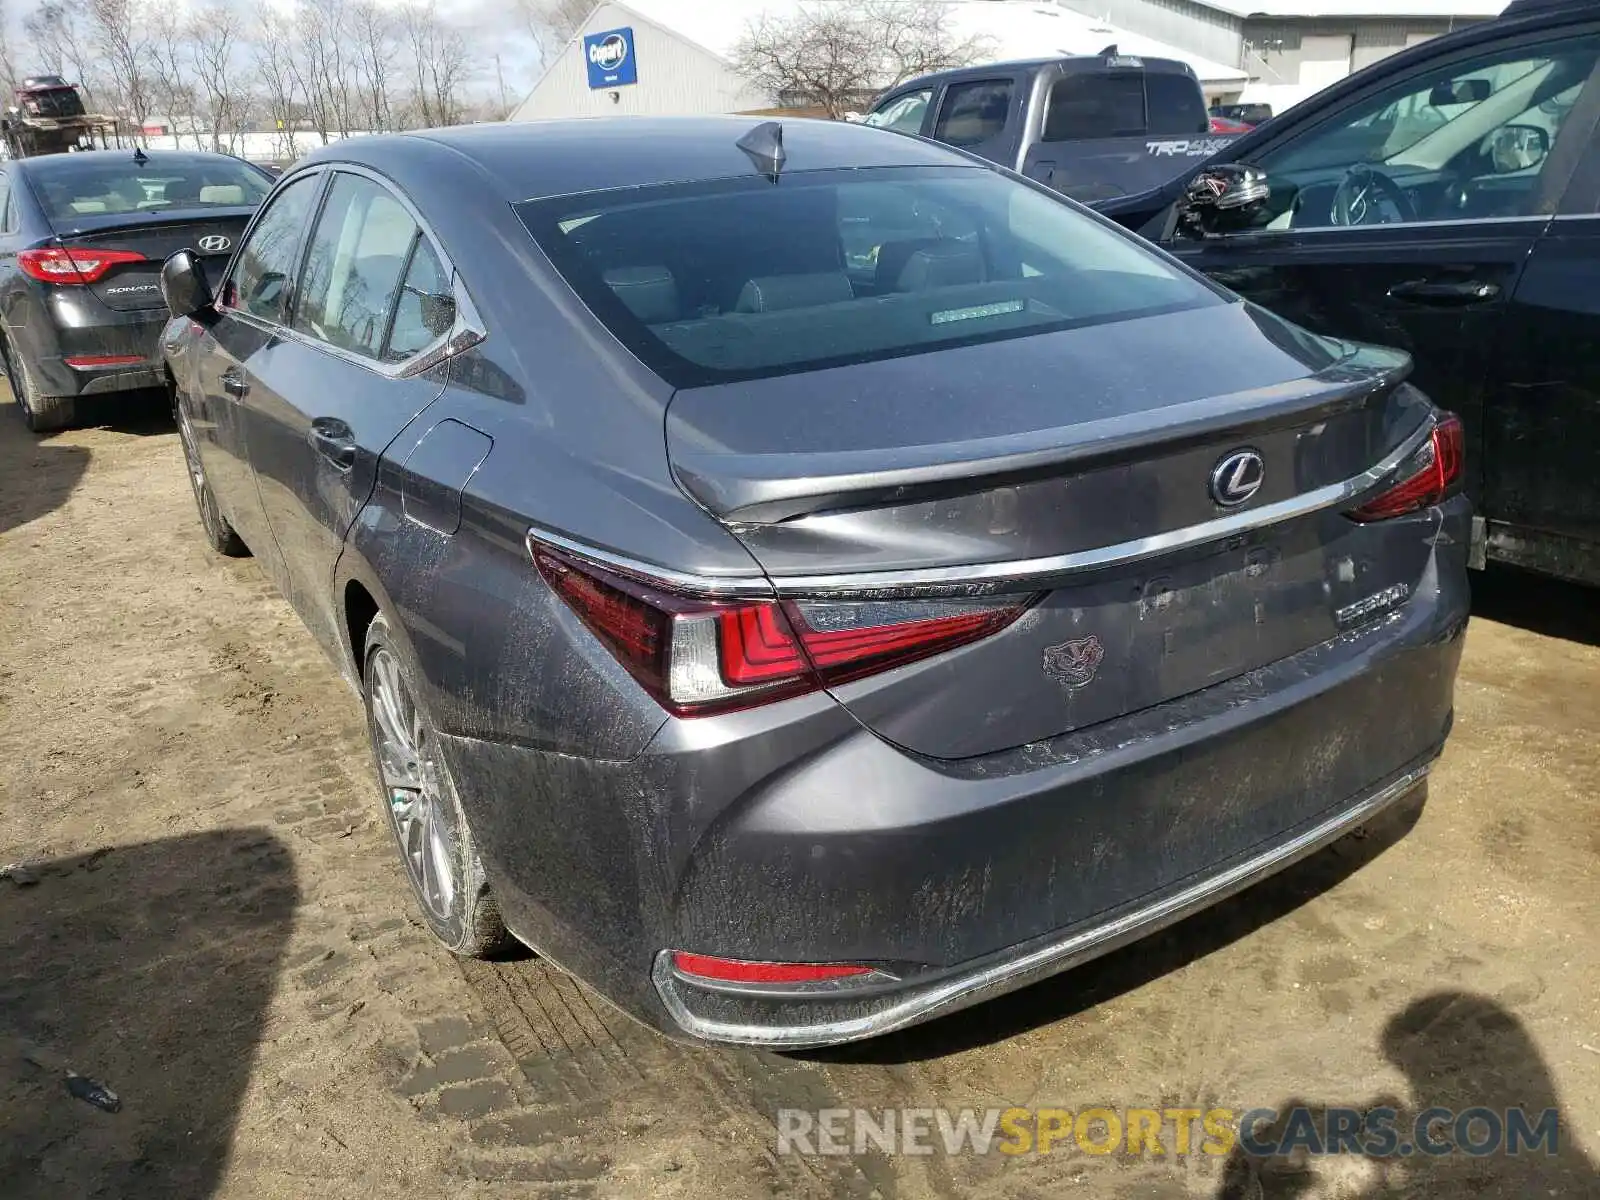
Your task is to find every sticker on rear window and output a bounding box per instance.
[929,300,1026,326]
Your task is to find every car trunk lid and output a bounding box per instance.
[53,211,253,311]
[665,302,1437,759]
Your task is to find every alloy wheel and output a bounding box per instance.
[367,645,462,923]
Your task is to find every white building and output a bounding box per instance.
[512,0,1250,122]
[1059,1,1509,114]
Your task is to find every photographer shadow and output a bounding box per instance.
[0,830,298,1199]
[1215,991,1597,1199]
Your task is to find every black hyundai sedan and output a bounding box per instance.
[0,149,271,431]
[160,119,1469,1046]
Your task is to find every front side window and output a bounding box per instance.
[294,174,419,360]
[518,166,1221,387]
[227,173,322,324]
[1239,37,1600,231]
[863,90,932,134]
[933,80,1013,147]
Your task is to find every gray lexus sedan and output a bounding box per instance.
[159,118,1469,1047]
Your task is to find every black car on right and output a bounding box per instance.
[1100,0,1600,586]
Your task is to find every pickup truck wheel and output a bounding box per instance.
[363,614,514,958]
[175,406,249,556]
[5,345,75,434]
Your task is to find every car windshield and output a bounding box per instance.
[31,157,271,222]
[517,166,1221,386]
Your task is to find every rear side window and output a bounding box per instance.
[228,173,322,324]
[384,238,451,362]
[1146,73,1209,135]
[518,166,1220,387]
[864,89,933,134]
[294,174,419,360]
[28,157,270,223]
[1043,71,1209,141]
[934,80,1013,147]
[1045,73,1145,141]
[0,175,11,233]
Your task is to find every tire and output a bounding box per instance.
[362,613,514,958]
[5,344,75,433]
[174,402,249,556]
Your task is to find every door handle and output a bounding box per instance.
[220,369,248,397]
[308,416,357,470]
[1386,279,1500,306]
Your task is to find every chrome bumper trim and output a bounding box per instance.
[653,763,1431,1047]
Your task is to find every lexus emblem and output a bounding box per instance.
[1210,449,1264,507]
[1042,636,1104,689]
[197,234,232,253]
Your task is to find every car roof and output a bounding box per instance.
[13,148,260,177]
[297,117,976,204]
[891,53,1199,94]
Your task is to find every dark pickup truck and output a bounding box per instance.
[861,50,1241,203]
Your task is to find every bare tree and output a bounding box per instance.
[288,0,358,144]
[254,12,302,159]
[86,0,155,139]
[0,0,21,95]
[188,0,246,152]
[512,0,592,67]
[348,0,399,132]
[24,1,99,103]
[733,1,989,119]
[147,5,200,147]
[401,2,470,128]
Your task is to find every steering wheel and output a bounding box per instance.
[1329,165,1418,227]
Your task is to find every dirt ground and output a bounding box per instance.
[0,388,1596,1200]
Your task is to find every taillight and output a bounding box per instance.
[670,952,879,985]
[19,246,146,285]
[1348,414,1464,523]
[530,539,1032,716]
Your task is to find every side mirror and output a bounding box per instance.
[1482,124,1548,174]
[1429,78,1492,107]
[1178,162,1270,235]
[160,249,215,318]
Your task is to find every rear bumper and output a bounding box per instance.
[652,761,1434,1048]
[23,289,167,397]
[442,499,1470,1046]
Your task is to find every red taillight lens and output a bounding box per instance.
[1348,414,1464,523]
[64,354,145,368]
[670,951,877,985]
[530,539,1031,716]
[19,246,146,285]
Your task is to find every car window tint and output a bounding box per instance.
[295,174,418,359]
[1244,35,1600,231]
[228,174,321,324]
[29,157,270,222]
[863,90,932,134]
[1145,73,1209,135]
[934,80,1012,147]
[1044,73,1145,141]
[384,237,451,361]
[518,165,1220,387]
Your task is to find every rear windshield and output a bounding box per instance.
[29,157,271,223]
[1044,71,1209,141]
[517,166,1221,387]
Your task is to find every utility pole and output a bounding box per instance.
[494,54,509,118]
